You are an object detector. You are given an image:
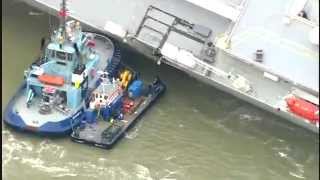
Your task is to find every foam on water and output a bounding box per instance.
[135,164,153,180]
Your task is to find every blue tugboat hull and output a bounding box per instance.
[4,110,82,136]
[3,32,119,136]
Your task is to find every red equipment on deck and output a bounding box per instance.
[286,96,319,123]
[122,98,135,114]
[38,74,65,86]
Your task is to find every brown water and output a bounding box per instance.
[2,0,319,179]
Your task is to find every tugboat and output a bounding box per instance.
[3,0,119,135]
[70,62,166,149]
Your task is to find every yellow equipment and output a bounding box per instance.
[119,70,132,89]
[74,81,81,89]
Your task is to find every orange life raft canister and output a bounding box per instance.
[38,74,64,86]
[286,96,319,123]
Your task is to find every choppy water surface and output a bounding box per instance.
[2,0,319,179]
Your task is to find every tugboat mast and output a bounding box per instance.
[58,0,67,42]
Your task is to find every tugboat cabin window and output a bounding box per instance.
[57,51,73,61]
[51,50,73,61]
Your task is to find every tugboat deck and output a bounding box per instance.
[14,93,70,124]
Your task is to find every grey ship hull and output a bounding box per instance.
[19,0,319,133]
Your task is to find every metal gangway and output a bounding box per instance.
[133,6,214,58]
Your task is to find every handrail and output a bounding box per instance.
[226,0,249,43]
